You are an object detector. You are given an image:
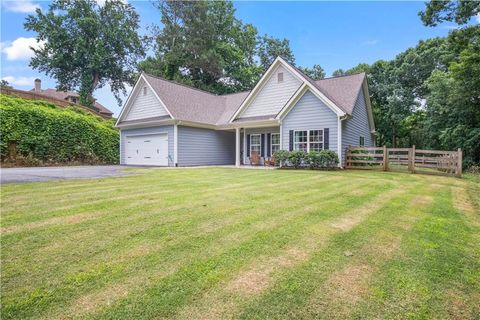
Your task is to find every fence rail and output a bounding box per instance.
[345,145,462,177]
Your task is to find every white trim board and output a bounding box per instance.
[116,73,174,126]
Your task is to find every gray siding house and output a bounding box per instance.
[116,57,375,167]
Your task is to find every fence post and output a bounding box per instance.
[345,145,351,168]
[456,148,462,177]
[382,145,388,171]
[411,145,416,174]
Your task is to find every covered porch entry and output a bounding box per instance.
[234,125,280,166]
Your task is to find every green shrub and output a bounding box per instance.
[288,150,307,168]
[273,150,289,167]
[318,150,339,168]
[0,94,119,166]
[275,150,339,169]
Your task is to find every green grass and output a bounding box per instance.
[1,168,479,319]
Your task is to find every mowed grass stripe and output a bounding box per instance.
[85,179,393,319]
[174,182,413,319]
[2,175,378,320]
[1,169,338,227]
[1,169,478,320]
[352,186,480,319]
[236,182,429,319]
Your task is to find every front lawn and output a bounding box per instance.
[1,168,479,319]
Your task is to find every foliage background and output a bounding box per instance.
[0,94,119,166]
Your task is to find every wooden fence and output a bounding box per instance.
[345,145,462,177]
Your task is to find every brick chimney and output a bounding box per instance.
[34,78,41,92]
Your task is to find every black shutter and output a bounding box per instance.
[267,133,271,157]
[324,128,329,150]
[289,130,294,151]
[246,134,250,157]
[261,134,265,157]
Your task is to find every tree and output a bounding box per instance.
[24,0,145,107]
[299,64,325,80]
[256,35,295,71]
[141,0,296,94]
[140,0,261,94]
[0,80,12,89]
[419,0,480,26]
[332,69,346,77]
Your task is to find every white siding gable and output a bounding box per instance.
[239,65,302,118]
[124,79,170,121]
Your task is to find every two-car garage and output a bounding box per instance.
[125,133,169,166]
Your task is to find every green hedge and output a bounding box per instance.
[0,94,119,166]
[273,150,339,169]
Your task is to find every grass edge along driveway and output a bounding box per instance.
[1,168,479,319]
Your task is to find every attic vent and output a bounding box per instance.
[143,86,147,95]
[277,72,284,83]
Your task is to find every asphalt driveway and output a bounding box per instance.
[0,165,137,184]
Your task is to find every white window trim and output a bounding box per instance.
[250,134,261,156]
[271,133,280,155]
[293,129,324,152]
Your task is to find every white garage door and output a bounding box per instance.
[125,133,169,166]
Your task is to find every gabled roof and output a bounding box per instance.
[313,73,365,115]
[30,88,113,116]
[117,60,371,128]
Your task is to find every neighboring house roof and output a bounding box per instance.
[117,59,370,127]
[30,88,114,117]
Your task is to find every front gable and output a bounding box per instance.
[238,64,302,119]
[116,76,172,125]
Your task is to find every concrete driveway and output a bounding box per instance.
[0,165,138,184]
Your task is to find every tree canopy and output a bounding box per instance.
[419,0,480,26]
[138,0,296,94]
[25,0,145,107]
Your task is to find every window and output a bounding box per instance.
[359,136,365,147]
[250,134,261,155]
[294,131,308,152]
[277,72,284,83]
[309,130,323,151]
[271,133,280,155]
[143,87,147,95]
[294,130,324,152]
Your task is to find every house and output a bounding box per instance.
[30,79,113,118]
[116,57,375,167]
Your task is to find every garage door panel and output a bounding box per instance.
[125,134,169,166]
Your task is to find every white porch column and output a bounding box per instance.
[235,127,240,167]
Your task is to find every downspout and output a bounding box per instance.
[174,121,179,167]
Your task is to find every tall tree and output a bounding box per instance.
[25,0,145,106]
[298,64,325,80]
[256,35,295,71]
[419,0,480,26]
[140,0,261,94]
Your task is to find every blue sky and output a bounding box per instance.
[1,1,478,117]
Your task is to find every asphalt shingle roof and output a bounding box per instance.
[141,68,366,126]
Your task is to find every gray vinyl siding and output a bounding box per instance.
[120,125,174,166]
[124,79,170,121]
[239,65,301,118]
[341,89,374,164]
[281,90,338,155]
[177,126,235,166]
[242,127,280,165]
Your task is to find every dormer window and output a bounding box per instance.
[71,97,78,104]
[143,86,147,95]
[277,72,284,83]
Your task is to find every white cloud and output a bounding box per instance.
[361,40,378,46]
[2,0,40,13]
[2,37,45,61]
[476,13,480,24]
[1,76,37,87]
[95,0,127,6]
